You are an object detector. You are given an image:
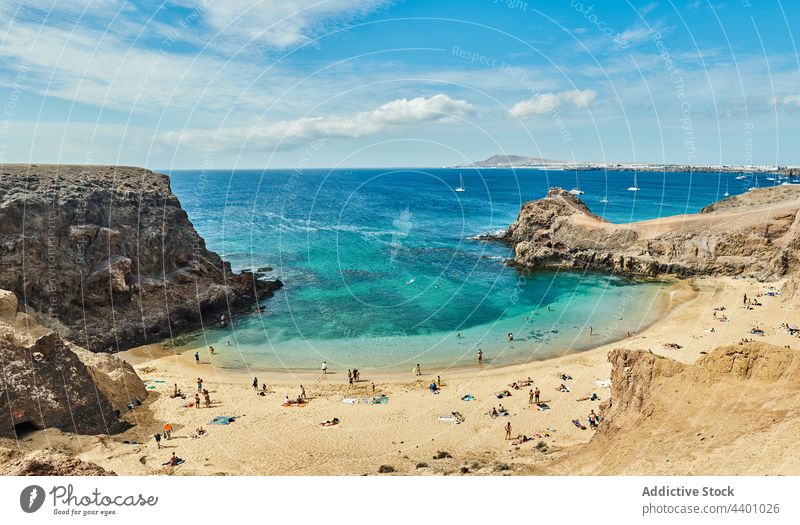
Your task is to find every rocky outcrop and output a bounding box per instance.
[0,447,114,475]
[504,186,800,281]
[0,332,126,438]
[554,342,800,474]
[0,289,145,438]
[0,164,282,351]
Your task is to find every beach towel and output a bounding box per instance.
[162,458,185,466]
[342,398,357,404]
[595,380,611,388]
[146,385,156,389]
[282,402,307,407]
[371,395,389,404]
[572,419,587,430]
[209,416,236,425]
[461,394,475,401]
[438,412,465,424]
[536,403,550,411]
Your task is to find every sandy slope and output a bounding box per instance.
[4,274,798,475]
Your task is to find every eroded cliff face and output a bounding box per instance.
[0,164,282,351]
[554,343,800,475]
[505,186,800,281]
[0,289,143,439]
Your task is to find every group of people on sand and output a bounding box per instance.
[528,387,541,404]
[347,369,361,386]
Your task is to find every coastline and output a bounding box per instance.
[7,274,796,475]
[117,277,685,381]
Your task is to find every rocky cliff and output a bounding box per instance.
[0,164,282,351]
[0,289,143,439]
[554,342,800,474]
[503,186,800,281]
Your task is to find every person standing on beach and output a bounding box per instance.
[195,352,200,364]
[195,393,200,408]
[197,378,203,392]
[505,421,512,440]
[534,387,540,404]
[209,345,215,355]
[164,423,172,440]
[203,390,211,408]
[529,389,534,404]
[589,326,593,336]
[154,433,161,449]
[252,377,258,390]
[300,385,306,400]
[477,349,483,364]
[415,363,421,376]
[321,361,328,375]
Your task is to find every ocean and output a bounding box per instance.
[166,167,773,371]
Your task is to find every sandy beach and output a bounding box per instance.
[7,274,796,476]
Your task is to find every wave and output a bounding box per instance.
[468,228,506,240]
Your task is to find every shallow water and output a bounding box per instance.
[166,168,773,370]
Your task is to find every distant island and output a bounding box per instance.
[455,154,800,175]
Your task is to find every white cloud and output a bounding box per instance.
[164,94,474,150]
[179,0,391,49]
[510,89,597,118]
[778,95,800,107]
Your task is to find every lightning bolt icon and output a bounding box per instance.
[28,487,37,510]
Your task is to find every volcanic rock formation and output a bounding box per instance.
[0,164,282,351]
[504,186,800,281]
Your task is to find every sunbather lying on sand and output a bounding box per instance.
[577,393,600,401]
[320,418,340,427]
[557,384,571,393]
[572,419,587,430]
[511,435,531,445]
[558,374,573,381]
[496,390,512,399]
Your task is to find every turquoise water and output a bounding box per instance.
[167,168,771,371]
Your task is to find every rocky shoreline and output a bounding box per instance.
[499,186,800,282]
[0,164,282,352]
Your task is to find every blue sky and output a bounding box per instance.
[1,0,799,169]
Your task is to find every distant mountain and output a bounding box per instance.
[465,155,563,167]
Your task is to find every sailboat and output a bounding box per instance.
[627,171,640,191]
[455,173,465,192]
[723,179,730,197]
[569,171,584,195]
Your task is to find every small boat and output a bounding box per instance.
[569,172,584,195]
[599,197,609,203]
[455,173,466,192]
[735,175,746,180]
[628,173,640,191]
[724,180,729,197]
